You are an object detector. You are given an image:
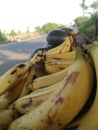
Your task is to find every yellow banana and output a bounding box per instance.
[45,60,73,74]
[44,50,75,61]
[0,73,28,110]
[13,82,59,114]
[0,98,9,110]
[64,44,98,130]
[45,36,74,54]
[0,109,18,130]
[29,82,60,94]
[31,67,70,90]
[31,53,77,91]
[30,50,44,64]
[8,47,94,130]
[18,66,35,98]
[34,59,73,76]
[0,61,32,95]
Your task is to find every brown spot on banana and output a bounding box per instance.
[21,98,43,109]
[8,80,11,83]
[21,98,32,108]
[10,64,26,75]
[55,71,79,98]
[17,64,26,68]
[47,104,59,127]
[17,74,23,78]
[64,71,79,86]
[11,69,17,75]
[47,71,79,120]
[55,96,63,105]
[47,118,54,125]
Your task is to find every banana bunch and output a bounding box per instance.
[33,35,76,76]
[0,51,45,129]
[7,46,95,130]
[0,64,36,129]
[0,34,76,129]
[1,29,98,130]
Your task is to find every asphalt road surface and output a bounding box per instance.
[0,35,47,76]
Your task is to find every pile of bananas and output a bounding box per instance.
[1,28,98,130]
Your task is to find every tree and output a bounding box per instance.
[41,22,63,34]
[74,16,88,27]
[9,29,17,36]
[27,26,30,33]
[34,26,42,35]
[0,31,7,43]
[80,0,88,17]
[41,23,57,33]
[90,0,98,14]
[78,14,98,40]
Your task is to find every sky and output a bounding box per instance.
[0,0,93,32]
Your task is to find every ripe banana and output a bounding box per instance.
[32,50,78,91]
[34,58,73,76]
[30,50,44,64]
[44,50,75,61]
[0,109,18,130]
[45,60,73,74]
[0,73,28,110]
[18,66,35,98]
[13,82,59,114]
[0,61,32,95]
[45,36,74,54]
[64,44,98,130]
[30,66,70,90]
[8,47,94,130]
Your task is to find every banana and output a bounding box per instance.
[29,81,61,95]
[64,44,98,130]
[0,98,9,110]
[44,50,75,61]
[18,66,36,98]
[30,66,70,90]
[35,59,73,76]
[8,47,94,130]
[45,36,74,54]
[0,61,32,95]
[30,50,44,64]
[0,109,18,130]
[13,82,59,114]
[0,73,28,110]
[45,60,73,74]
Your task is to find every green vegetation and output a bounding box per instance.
[75,14,98,40]
[74,0,98,40]
[0,31,7,44]
[34,22,65,35]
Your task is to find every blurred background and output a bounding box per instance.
[0,0,98,44]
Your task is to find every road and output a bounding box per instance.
[0,35,47,76]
